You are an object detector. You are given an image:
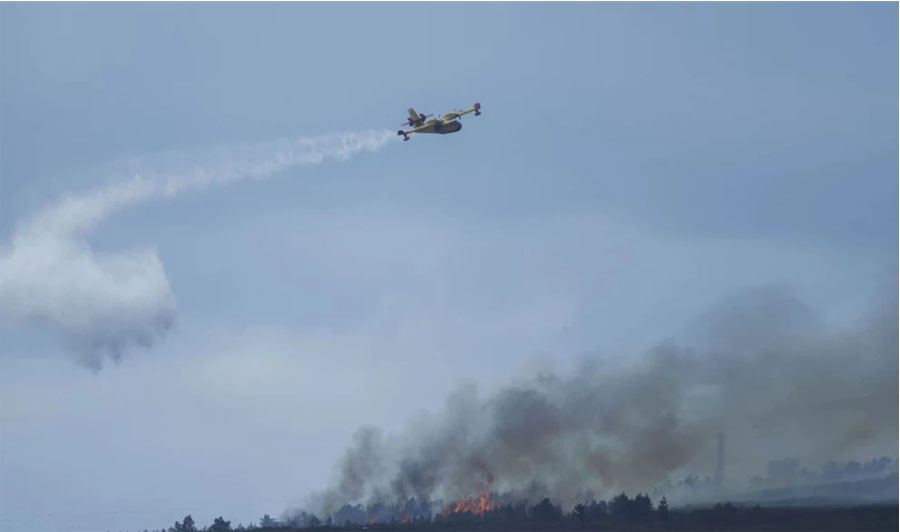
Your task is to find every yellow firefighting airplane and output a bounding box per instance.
[398,102,481,141]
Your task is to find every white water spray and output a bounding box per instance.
[0,130,397,369]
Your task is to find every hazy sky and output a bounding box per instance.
[0,3,896,532]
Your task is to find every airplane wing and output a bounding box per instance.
[440,103,481,122]
[455,102,481,118]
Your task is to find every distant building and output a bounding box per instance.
[715,433,725,486]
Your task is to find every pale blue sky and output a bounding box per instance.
[0,3,896,531]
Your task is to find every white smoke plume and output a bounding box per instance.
[0,130,396,369]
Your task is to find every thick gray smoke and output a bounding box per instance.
[300,286,897,516]
[0,130,396,369]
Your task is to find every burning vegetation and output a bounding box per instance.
[287,288,896,527]
[441,491,496,518]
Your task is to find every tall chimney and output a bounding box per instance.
[716,433,725,486]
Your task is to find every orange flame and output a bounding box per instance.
[442,489,496,517]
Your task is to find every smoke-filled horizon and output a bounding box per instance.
[294,285,898,520]
[0,130,397,369]
[2,5,896,532]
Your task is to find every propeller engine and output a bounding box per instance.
[401,113,432,127]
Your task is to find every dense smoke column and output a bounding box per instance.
[291,286,897,521]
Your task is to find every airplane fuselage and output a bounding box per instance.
[417,119,462,134]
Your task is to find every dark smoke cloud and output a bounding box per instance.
[297,285,897,517]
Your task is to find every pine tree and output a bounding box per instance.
[657,497,669,520]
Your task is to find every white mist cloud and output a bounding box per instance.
[0,130,397,369]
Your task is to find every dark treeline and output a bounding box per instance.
[278,493,658,528]
[149,494,898,532]
[141,456,899,532]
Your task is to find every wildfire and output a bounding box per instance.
[442,490,496,517]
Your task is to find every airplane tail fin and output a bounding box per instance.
[408,108,421,121]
